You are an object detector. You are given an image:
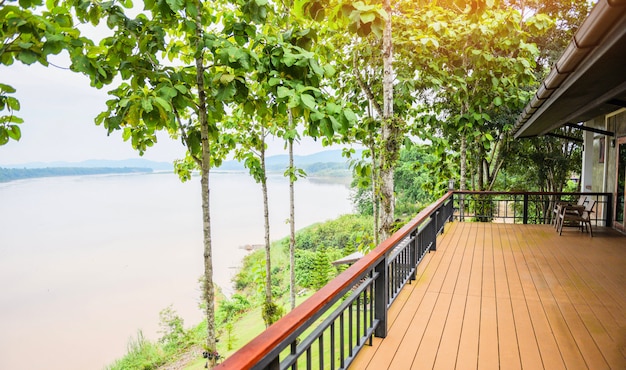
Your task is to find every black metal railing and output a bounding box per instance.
[453,191,613,226]
[216,190,610,369]
[216,192,455,370]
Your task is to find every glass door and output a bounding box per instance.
[615,137,626,231]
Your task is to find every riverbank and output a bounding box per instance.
[107,214,374,369]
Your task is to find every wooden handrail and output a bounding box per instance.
[215,191,454,369]
[453,190,609,196]
[453,190,611,196]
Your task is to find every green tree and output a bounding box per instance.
[0,0,100,145]
[311,244,333,289]
[401,2,551,195]
[73,1,264,365]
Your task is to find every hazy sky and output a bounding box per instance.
[0,59,329,166]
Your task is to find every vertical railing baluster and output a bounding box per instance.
[354,294,363,344]
[306,347,312,370]
[330,321,335,370]
[339,311,345,368]
[348,304,353,358]
[319,334,324,370]
[290,341,297,370]
[369,284,374,346]
[363,289,370,342]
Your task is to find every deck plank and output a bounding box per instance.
[351,222,626,370]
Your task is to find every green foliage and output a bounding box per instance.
[293,214,373,251]
[351,144,446,219]
[500,128,582,193]
[310,244,334,289]
[106,331,165,370]
[107,306,205,369]
[262,301,284,327]
[215,294,251,350]
[0,83,22,145]
[294,246,342,289]
[235,215,371,300]
[158,305,189,351]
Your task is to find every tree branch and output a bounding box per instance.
[353,56,383,118]
[174,107,202,166]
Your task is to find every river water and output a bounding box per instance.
[0,171,352,369]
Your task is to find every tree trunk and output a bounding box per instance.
[194,3,216,365]
[459,134,467,221]
[370,140,380,246]
[477,144,484,191]
[288,134,296,311]
[260,139,273,323]
[380,0,396,240]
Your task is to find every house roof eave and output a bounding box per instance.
[513,0,626,139]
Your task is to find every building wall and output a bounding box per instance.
[589,116,606,193]
[585,110,626,226]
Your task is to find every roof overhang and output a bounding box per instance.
[513,0,626,139]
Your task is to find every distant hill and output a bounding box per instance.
[2,158,173,171]
[0,167,153,183]
[1,149,361,177]
[218,149,360,173]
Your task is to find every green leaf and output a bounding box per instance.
[300,93,316,110]
[7,97,20,111]
[153,97,172,112]
[343,108,357,123]
[219,73,235,84]
[16,50,38,65]
[165,0,183,11]
[159,86,178,98]
[174,85,188,94]
[8,125,21,141]
[122,127,132,141]
[141,98,153,113]
[0,128,8,145]
[277,86,292,99]
[268,77,281,86]
[0,84,16,93]
[360,12,376,24]
[323,65,336,77]
[493,96,503,106]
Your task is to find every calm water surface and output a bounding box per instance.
[0,172,352,369]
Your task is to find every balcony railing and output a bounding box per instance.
[454,191,613,226]
[216,192,454,370]
[215,191,613,369]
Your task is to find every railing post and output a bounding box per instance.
[523,194,529,224]
[374,257,388,338]
[606,193,613,227]
[430,213,437,252]
[410,229,417,281]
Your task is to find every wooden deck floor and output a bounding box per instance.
[352,222,626,369]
